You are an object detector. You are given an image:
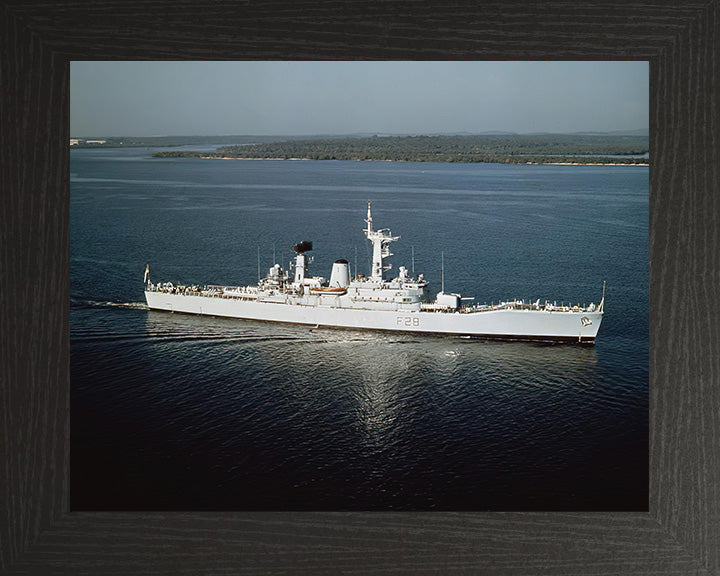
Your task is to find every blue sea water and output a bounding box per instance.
[70,147,648,510]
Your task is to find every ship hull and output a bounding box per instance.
[145,291,603,343]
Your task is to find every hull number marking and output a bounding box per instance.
[397,316,420,327]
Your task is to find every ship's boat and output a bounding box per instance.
[144,202,605,343]
[310,287,348,295]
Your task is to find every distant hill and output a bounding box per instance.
[571,129,649,136]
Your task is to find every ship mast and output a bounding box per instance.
[441,251,444,293]
[364,201,399,282]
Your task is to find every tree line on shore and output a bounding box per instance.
[152,134,649,164]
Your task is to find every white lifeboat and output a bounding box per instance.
[310,286,347,295]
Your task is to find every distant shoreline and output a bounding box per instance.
[150,134,649,166]
[526,161,649,167]
[69,133,649,166]
[190,155,649,166]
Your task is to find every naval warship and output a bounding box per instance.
[144,202,604,343]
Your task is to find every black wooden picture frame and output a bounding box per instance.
[1,1,718,574]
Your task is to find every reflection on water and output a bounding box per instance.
[71,313,643,512]
[130,312,610,492]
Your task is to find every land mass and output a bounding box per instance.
[69,135,306,148]
[149,134,649,165]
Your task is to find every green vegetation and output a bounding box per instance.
[151,134,649,164]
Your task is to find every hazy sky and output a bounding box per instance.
[70,61,648,137]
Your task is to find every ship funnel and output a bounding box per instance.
[329,259,350,288]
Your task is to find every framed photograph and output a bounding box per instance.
[2,1,717,574]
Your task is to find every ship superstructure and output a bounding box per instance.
[145,203,604,343]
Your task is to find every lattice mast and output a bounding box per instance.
[364,201,399,281]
